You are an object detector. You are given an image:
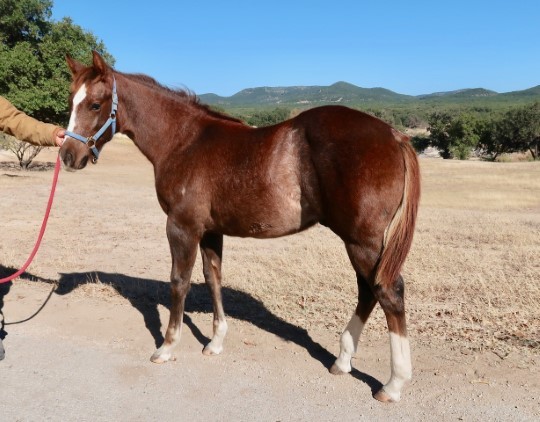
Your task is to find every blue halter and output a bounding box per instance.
[65,77,118,163]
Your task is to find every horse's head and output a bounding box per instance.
[60,51,117,170]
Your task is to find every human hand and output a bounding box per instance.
[55,128,66,147]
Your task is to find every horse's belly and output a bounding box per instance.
[218,191,317,239]
[246,195,304,238]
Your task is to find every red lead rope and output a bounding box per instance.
[0,154,61,284]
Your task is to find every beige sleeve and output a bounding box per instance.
[0,96,59,147]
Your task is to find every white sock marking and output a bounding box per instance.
[334,313,364,373]
[383,332,412,401]
[206,319,228,354]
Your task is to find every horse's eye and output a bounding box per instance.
[91,103,101,111]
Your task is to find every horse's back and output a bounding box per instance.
[295,105,405,153]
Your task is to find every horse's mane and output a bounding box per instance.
[120,72,244,124]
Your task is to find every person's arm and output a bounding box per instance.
[0,96,64,147]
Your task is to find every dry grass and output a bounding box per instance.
[405,159,540,358]
[495,151,535,162]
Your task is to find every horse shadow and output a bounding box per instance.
[0,265,382,393]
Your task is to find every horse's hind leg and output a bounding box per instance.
[372,275,412,403]
[330,271,376,375]
[334,241,411,402]
[151,218,199,364]
[199,233,228,356]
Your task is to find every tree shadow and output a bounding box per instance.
[0,265,382,393]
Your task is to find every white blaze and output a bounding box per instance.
[67,84,87,133]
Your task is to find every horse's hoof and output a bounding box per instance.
[150,355,177,364]
[150,354,167,364]
[202,344,223,356]
[329,359,352,375]
[150,353,169,364]
[150,348,175,364]
[374,388,400,403]
[329,363,347,375]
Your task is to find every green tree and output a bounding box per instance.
[478,103,540,160]
[410,135,430,153]
[427,111,453,158]
[476,117,500,160]
[367,108,398,127]
[427,112,480,159]
[447,114,479,160]
[0,0,52,48]
[504,102,540,160]
[245,108,290,127]
[0,0,114,126]
[402,113,427,129]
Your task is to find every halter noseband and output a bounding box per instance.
[65,77,118,164]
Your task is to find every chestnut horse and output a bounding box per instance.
[60,52,420,402]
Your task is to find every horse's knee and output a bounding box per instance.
[170,278,191,301]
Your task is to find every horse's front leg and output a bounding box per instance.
[199,232,227,356]
[151,218,200,364]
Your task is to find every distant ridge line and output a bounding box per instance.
[199,82,540,108]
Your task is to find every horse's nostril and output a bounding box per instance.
[64,152,74,167]
[78,155,88,169]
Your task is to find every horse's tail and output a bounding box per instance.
[375,132,421,286]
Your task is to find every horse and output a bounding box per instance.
[60,51,420,403]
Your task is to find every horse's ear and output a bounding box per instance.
[66,55,85,76]
[92,50,110,75]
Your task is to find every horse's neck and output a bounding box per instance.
[116,76,197,165]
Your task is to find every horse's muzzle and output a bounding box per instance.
[60,148,89,170]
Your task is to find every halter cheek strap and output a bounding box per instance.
[65,77,118,163]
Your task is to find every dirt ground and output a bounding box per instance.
[1,140,539,421]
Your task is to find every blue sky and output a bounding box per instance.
[52,1,540,97]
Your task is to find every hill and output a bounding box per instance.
[501,85,540,98]
[200,82,414,107]
[199,82,540,110]
[199,81,412,107]
[417,88,498,99]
